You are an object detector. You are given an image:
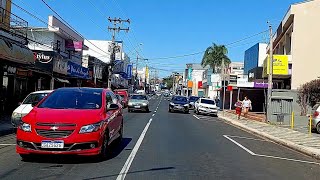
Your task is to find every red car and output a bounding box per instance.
[114,89,129,108]
[16,87,123,160]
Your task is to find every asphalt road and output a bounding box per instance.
[0,95,320,180]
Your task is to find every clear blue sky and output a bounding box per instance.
[12,0,301,77]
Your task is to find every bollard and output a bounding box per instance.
[291,111,294,129]
[309,115,312,135]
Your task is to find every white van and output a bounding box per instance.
[11,90,53,128]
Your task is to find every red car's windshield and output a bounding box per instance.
[38,89,102,109]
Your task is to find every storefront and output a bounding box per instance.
[67,61,89,87]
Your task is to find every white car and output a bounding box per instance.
[194,98,218,116]
[11,90,53,128]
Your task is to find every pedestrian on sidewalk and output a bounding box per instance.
[234,99,242,120]
[242,96,252,118]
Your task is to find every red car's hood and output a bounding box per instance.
[24,107,103,126]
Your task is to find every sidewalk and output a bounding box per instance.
[0,115,14,136]
[218,111,320,160]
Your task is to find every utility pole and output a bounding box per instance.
[222,59,226,115]
[267,22,273,122]
[107,17,130,88]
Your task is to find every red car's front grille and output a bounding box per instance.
[36,129,74,138]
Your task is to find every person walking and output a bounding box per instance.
[234,99,242,120]
[242,96,252,118]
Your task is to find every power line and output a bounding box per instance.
[146,29,268,60]
[39,0,111,57]
[12,0,110,59]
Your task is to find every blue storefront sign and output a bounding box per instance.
[67,61,89,79]
[126,64,133,79]
[188,67,192,80]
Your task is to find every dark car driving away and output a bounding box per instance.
[168,95,189,113]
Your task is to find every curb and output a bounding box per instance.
[219,114,320,160]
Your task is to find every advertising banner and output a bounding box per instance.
[187,80,193,88]
[53,57,68,75]
[188,67,192,80]
[126,64,133,79]
[198,81,203,89]
[33,50,54,72]
[254,80,268,88]
[67,61,89,79]
[237,77,254,88]
[263,55,289,77]
[65,41,83,52]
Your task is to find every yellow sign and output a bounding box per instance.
[145,66,149,78]
[263,55,289,77]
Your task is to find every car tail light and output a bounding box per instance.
[313,111,319,117]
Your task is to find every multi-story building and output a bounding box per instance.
[0,0,35,114]
[184,63,209,97]
[244,43,267,74]
[27,16,88,89]
[268,0,320,90]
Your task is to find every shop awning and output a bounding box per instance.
[0,38,34,64]
[55,78,70,84]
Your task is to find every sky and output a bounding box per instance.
[12,0,302,77]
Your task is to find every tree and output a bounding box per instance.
[201,43,231,72]
[162,76,173,89]
[297,79,320,115]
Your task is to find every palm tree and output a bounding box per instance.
[201,43,231,72]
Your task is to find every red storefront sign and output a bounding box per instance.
[198,81,203,89]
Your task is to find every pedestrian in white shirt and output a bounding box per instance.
[242,96,252,118]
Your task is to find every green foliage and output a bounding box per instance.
[201,43,231,72]
[163,76,173,89]
[297,79,320,115]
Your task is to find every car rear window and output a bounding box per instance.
[201,99,215,105]
[131,95,147,100]
[173,96,188,102]
[38,90,102,109]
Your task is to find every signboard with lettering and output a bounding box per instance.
[67,61,89,79]
[65,41,83,52]
[33,50,54,72]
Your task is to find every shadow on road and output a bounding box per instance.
[23,137,132,164]
[83,166,175,180]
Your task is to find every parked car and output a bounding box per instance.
[114,89,129,108]
[188,96,200,109]
[16,87,123,161]
[136,90,146,95]
[128,94,149,112]
[311,103,320,133]
[11,90,53,128]
[115,94,124,107]
[194,98,218,116]
[168,96,189,113]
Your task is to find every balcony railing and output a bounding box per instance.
[0,6,28,41]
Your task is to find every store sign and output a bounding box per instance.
[198,81,203,89]
[126,64,133,79]
[237,77,254,88]
[53,58,68,75]
[229,75,238,85]
[33,51,53,63]
[263,55,289,77]
[16,68,32,77]
[67,61,89,79]
[65,41,83,52]
[94,65,103,79]
[188,67,192,80]
[254,80,268,88]
[3,65,17,75]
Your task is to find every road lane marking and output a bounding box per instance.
[223,135,320,165]
[255,154,320,165]
[154,111,157,113]
[152,114,155,117]
[117,118,153,180]
[0,144,15,146]
[226,135,270,142]
[193,115,200,120]
[223,135,256,155]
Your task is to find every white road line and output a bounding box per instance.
[226,135,270,142]
[224,135,320,165]
[117,118,153,180]
[223,135,256,155]
[0,144,15,146]
[193,115,200,120]
[152,114,155,117]
[255,154,320,165]
[154,111,157,113]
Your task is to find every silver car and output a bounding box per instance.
[311,103,320,133]
[128,94,150,112]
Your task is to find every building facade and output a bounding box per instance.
[244,43,267,74]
